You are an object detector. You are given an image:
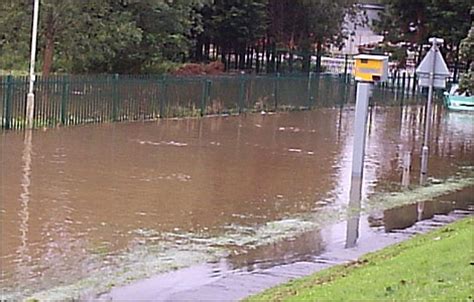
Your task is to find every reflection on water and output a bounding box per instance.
[16,130,33,286]
[0,105,473,298]
[383,186,474,232]
[345,177,362,249]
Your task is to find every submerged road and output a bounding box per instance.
[1,105,473,299]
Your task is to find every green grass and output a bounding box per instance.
[246,217,474,302]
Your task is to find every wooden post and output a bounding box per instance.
[401,151,411,189]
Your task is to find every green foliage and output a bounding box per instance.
[0,0,203,74]
[373,0,472,64]
[107,0,205,73]
[265,0,360,72]
[0,0,358,74]
[0,1,31,70]
[5,0,469,75]
[141,61,183,74]
[458,19,473,93]
[247,217,474,301]
[211,0,268,49]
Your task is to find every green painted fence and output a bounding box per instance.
[1,73,422,130]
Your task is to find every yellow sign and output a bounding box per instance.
[354,55,389,83]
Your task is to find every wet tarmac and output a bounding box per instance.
[1,105,473,299]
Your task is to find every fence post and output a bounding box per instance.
[391,70,396,91]
[307,72,314,109]
[60,75,69,125]
[412,73,417,95]
[341,75,349,106]
[201,79,211,117]
[4,75,13,130]
[238,75,246,114]
[159,77,167,118]
[401,151,412,189]
[112,74,119,121]
[401,72,406,98]
[273,72,280,110]
[343,54,349,83]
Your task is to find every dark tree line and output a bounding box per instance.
[373,0,472,81]
[0,0,471,75]
[193,0,360,73]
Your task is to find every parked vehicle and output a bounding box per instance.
[443,84,474,111]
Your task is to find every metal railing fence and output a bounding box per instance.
[1,73,423,130]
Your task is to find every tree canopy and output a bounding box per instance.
[0,0,206,74]
[458,8,473,93]
[373,0,472,79]
[0,0,470,75]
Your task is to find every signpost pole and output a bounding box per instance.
[26,0,40,129]
[418,38,448,185]
[346,54,388,248]
[346,82,372,248]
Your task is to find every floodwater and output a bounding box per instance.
[1,104,473,299]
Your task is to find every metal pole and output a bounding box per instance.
[307,72,314,108]
[26,0,40,129]
[343,54,348,83]
[351,82,372,182]
[346,82,372,248]
[420,39,438,185]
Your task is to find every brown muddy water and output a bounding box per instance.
[1,105,473,299]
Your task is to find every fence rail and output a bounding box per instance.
[1,73,423,130]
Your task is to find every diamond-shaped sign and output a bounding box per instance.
[416,47,450,88]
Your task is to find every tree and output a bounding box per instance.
[458,8,473,93]
[0,0,205,74]
[428,0,472,81]
[267,0,359,73]
[64,1,142,73]
[0,1,31,71]
[195,0,268,70]
[1,0,365,75]
[373,0,472,80]
[106,0,207,73]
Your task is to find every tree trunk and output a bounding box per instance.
[256,46,261,73]
[315,42,322,73]
[239,45,246,70]
[221,46,228,70]
[302,52,310,73]
[276,52,281,73]
[42,14,56,77]
[416,44,424,64]
[204,41,210,62]
[265,42,271,73]
[302,42,311,73]
[195,38,203,62]
[270,42,276,73]
[234,52,238,70]
[246,46,253,70]
[453,44,460,83]
[289,50,294,73]
[262,40,267,73]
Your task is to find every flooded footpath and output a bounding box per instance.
[102,188,474,301]
[1,105,473,300]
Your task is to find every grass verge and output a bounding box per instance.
[246,217,474,302]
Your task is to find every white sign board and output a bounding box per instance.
[417,74,449,88]
[416,46,450,89]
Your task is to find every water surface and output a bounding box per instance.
[1,105,473,298]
